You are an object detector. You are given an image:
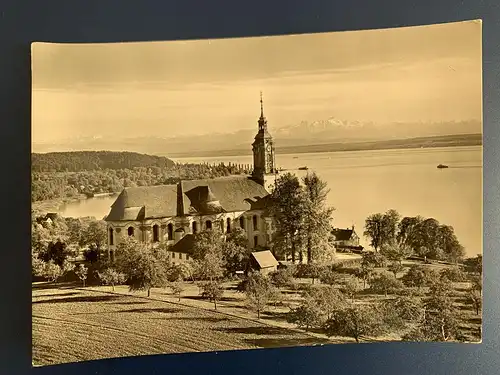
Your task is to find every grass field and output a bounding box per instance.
[32,257,481,366]
[32,285,329,366]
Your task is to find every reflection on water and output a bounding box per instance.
[58,146,482,256]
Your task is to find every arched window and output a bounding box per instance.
[192,221,198,234]
[226,218,231,233]
[220,219,224,231]
[167,223,173,240]
[109,228,114,245]
[239,217,245,230]
[253,215,258,231]
[254,235,258,247]
[127,226,134,236]
[206,220,212,230]
[152,224,159,242]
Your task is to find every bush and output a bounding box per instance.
[269,268,295,289]
[402,265,437,289]
[361,252,387,268]
[319,269,341,286]
[440,267,467,282]
[369,272,404,297]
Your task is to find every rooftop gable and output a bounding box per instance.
[251,250,279,269]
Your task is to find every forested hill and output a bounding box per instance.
[31,151,176,172]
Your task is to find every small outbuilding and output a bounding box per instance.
[249,250,279,275]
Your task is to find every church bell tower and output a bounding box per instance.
[252,92,276,186]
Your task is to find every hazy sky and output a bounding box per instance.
[32,21,482,143]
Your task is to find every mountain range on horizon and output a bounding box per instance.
[32,118,482,157]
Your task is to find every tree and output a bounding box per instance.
[221,239,250,276]
[97,268,127,291]
[402,265,433,289]
[200,280,224,310]
[269,268,295,289]
[169,282,185,302]
[440,267,466,282]
[420,284,460,341]
[323,303,387,343]
[464,255,482,275]
[383,295,424,323]
[341,276,362,301]
[363,209,400,252]
[166,264,189,282]
[470,274,482,293]
[32,254,46,277]
[402,277,462,342]
[380,243,412,265]
[191,230,225,281]
[437,225,465,264]
[115,238,171,297]
[397,216,424,249]
[287,298,323,331]
[467,287,482,315]
[355,265,374,289]
[302,172,335,263]
[319,268,341,286]
[361,251,387,269]
[296,263,325,284]
[369,272,404,297]
[42,240,69,267]
[79,220,107,259]
[387,261,404,279]
[74,264,89,287]
[241,273,278,319]
[269,173,307,263]
[288,285,345,330]
[43,261,63,283]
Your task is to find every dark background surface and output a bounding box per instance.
[1,0,499,374]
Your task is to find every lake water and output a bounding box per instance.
[57,146,482,257]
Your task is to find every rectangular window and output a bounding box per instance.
[179,253,182,260]
[172,252,175,259]
[254,235,258,247]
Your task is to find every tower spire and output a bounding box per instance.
[260,91,264,118]
[258,91,267,132]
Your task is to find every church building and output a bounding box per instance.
[104,93,278,261]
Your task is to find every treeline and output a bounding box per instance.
[32,151,176,172]
[364,210,466,263]
[31,152,252,202]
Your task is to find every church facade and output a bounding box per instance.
[104,94,278,260]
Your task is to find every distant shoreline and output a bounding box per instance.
[166,134,482,159]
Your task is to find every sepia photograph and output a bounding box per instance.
[31,20,482,367]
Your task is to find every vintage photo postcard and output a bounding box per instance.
[31,20,482,367]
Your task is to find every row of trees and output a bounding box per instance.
[32,161,252,202]
[364,209,466,263]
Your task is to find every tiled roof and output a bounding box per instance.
[105,176,270,221]
[251,250,279,269]
[105,184,178,221]
[169,234,195,255]
[181,177,269,215]
[331,228,355,241]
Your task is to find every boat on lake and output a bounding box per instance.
[437,164,449,169]
[298,166,308,171]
